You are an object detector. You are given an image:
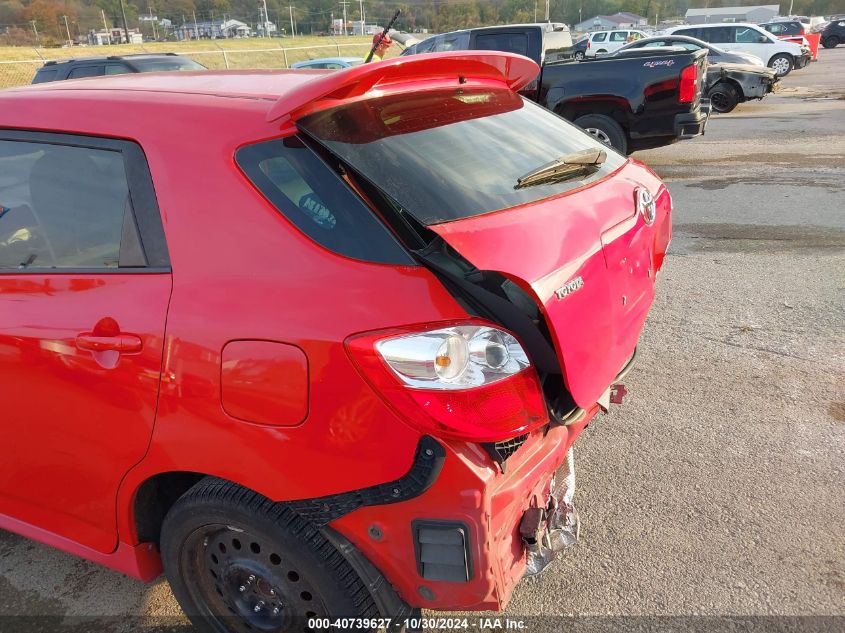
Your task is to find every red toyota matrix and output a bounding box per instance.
[0,52,671,631]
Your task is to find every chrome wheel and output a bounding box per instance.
[575,51,585,60]
[771,56,792,75]
[584,127,613,146]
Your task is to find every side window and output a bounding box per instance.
[67,65,105,79]
[676,28,701,40]
[434,32,469,52]
[32,68,58,83]
[0,141,141,270]
[591,32,607,42]
[412,36,438,54]
[705,27,732,43]
[236,137,412,265]
[474,32,529,56]
[323,63,343,69]
[735,27,761,43]
[105,64,132,75]
[610,31,628,42]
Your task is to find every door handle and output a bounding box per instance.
[75,333,143,354]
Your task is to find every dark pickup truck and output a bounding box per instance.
[402,24,711,154]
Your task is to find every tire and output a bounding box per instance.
[707,81,740,113]
[768,53,794,76]
[161,478,378,633]
[573,114,628,154]
[822,36,840,48]
[575,51,585,60]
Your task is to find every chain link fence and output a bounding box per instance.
[0,42,375,89]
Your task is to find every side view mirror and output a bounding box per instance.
[759,36,770,43]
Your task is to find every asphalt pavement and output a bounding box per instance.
[1,47,843,632]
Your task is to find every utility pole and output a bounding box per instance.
[62,14,72,44]
[259,0,269,37]
[289,5,295,38]
[544,0,549,22]
[359,0,365,34]
[31,20,40,46]
[150,8,158,40]
[340,0,349,35]
[118,0,130,44]
[193,9,199,39]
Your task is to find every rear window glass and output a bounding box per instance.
[474,32,529,56]
[298,89,626,226]
[33,68,58,83]
[236,137,412,265]
[592,32,607,42]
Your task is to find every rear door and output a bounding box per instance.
[607,30,631,53]
[0,131,171,553]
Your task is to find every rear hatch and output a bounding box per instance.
[297,82,670,408]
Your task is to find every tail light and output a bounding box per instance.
[346,322,548,442]
[679,63,698,103]
[798,26,805,34]
[587,40,591,49]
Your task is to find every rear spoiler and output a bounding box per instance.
[266,51,540,123]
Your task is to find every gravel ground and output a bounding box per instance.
[1,47,843,633]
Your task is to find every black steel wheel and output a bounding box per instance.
[707,81,740,114]
[573,114,628,154]
[822,36,840,49]
[161,478,378,633]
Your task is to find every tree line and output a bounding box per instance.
[1,0,842,46]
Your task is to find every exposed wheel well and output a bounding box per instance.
[557,102,629,136]
[133,471,206,544]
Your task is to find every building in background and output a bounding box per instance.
[176,19,252,40]
[88,28,143,45]
[573,12,648,32]
[685,5,780,24]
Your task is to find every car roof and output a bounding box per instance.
[41,53,185,66]
[7,70,321,101]
[4,52,540,124]
[674,22,760,28]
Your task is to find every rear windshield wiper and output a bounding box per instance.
[515,148,607,190]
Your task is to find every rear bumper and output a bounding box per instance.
[795,52,811,69]
[329,407,599,611]
[674,102,710,139]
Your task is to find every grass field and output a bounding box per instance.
[0,36,393,88]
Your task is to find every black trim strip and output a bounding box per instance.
[288,436,445,526]
[0,267,171,275]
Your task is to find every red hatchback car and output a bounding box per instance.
[0,52,671,630]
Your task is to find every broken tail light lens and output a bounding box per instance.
[346,323,548,441]
[679,63,698,104]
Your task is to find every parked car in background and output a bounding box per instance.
[702,62,778,113]
[759,20,805,36]
[402,25,711,154]
[613,44,777,114]
[820,19,845,48]
[31,53,205,83]
[401,23,575,64]
[0,50,672,629]
[290,57,364,69]
[573,35,588,60]
[614,34,765,66]
[583,29,648,57]
[665,23,810,75]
